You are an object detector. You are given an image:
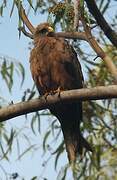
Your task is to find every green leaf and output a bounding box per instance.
[101,0,110,14]
[31,114,37,135]
[17,62,25,87]
[43,130,51,152]
[99,0,105,10]
[31,177,38,180]
[27,0,34,9]
[57,164,68,180]
[17,144,36,160]
[80,0,84,7]
[0,55,25,91]
[36,111,41,133]
[1,129,15,159]
[0,141,9,161]
[27,91,35,100]
[10,1,15,17]
[54,141,64,170]
[0,5,3,16]
[18,17,22,39]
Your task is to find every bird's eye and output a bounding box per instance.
[40,28,48,34]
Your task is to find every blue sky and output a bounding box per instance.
[0,2,71,180]
[0,2,57,179]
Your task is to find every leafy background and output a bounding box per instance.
[0,0,117,179]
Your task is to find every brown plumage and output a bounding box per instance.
[30,23,92,163]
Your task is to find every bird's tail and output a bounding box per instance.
[62,127,92,163]
[50,103,92,163]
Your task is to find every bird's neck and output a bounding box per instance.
[34,36,47,46]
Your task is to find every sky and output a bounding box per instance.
[0,0,116,179]
[0,1,72,180]
[0,2,59,179]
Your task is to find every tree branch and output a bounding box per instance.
[15,1,87,41]
[15,1,35,34]
[0,85,117,122]
[73,0,80,30]
[49,32,87,41]
[18,27,33,39]
[15,2,117,81]
[85,0,117,47]
[80,11,117,82]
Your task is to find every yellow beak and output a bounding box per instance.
[48,26,54,32]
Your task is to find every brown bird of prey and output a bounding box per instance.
[30,23,92,163]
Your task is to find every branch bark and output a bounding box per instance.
[80,11,117,82]
[15,1,35,34]
[0,85,117,122]
[18,27,33,39]
[73,0,80,30]
[85,0,117,47]
[50,32,87,41]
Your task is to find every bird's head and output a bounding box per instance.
[34,23,54,38]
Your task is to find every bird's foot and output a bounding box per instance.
[44,87,62,101]
[44,92,51,101]
[52,87,62,98]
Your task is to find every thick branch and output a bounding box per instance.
[85,0,117,47]
[0,85,117,122]
[49,32,87,41]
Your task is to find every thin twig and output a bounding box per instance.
[15,1,35,34]
[18,27,33,39]
[85,0,117,47]
[93,56,99,61]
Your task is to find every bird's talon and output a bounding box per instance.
[57,87,61,98]
[54,87,62,98]
[44,92,50,101]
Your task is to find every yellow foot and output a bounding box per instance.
[44,87,62,101]
[52,87,62,98]
[44,92,51,101]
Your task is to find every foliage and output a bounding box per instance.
[0,55,25,92]
[48,2,74,31]
[0,0,117,179]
